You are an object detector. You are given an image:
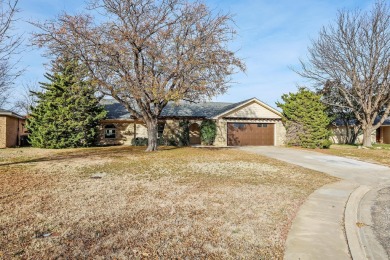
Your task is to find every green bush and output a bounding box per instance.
[131,137,148,146]
[320,139,333,149]
[157,136,179,146]
[277,88,332,149]
[200,120,217,145]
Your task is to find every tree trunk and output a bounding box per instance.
[349,125,360,145]
[145,118,158,152]
[362,127,373,147]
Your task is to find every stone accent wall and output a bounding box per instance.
[98,121,147,145]
[163,119,202,145]
[162,120,181,142]
[274,121,286,146]
[214,119,228,146]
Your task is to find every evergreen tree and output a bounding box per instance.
[277,88,332,148]
[27,58,106,148]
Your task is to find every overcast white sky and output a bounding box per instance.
[9,0,375,109]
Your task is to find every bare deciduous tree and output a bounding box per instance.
[321,82,361,144]
[0,0,22,107]
[298,1,390,147]
[13,82,39,115]
[31,0,245,151]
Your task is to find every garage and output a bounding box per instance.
[227,123,274,146]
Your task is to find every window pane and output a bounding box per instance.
[105,129,116,138]
[233,123,246,129]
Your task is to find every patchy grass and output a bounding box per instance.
[0,146,336,259]
[311,144,390,167]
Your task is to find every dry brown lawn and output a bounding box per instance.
[0,146,337,259]
[310,144,390,167]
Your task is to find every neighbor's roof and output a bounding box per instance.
[332,117,390,126]
[101,98,271,120]
[0,109,24,119]
[374,117,390,126]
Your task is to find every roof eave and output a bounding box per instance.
[0,111,25,119]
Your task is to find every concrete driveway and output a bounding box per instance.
[240,146,390,260]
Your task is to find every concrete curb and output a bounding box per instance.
[284,180,357,260]
[238,147,390,258]
[345,186,388,260]
[344,185,371,260]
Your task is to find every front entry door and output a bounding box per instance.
[189,123,201,145]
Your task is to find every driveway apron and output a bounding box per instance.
[239,146,390,260]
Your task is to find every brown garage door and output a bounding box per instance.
[227,123,274,146]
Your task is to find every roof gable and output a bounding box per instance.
[212,98,281,119]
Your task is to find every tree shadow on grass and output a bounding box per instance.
[0,146,182,167]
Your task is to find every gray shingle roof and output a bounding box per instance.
[100,99,130,119]
[374,116,390,126]
[332,116,390,126]
[101,98,254,119]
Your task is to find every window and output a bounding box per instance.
[257,123,268,128]
[104,124,116,139]
[233,123,246,129]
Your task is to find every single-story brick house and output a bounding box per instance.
[330,117,390,144]
[99,98,286,146]
[0,109,27,148]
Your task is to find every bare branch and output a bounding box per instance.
[31,0,244,151]
[0,0,23,107]
[12,81,40,115]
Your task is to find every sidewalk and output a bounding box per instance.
[240,146,390,260]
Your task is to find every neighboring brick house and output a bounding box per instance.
[376,118,390,144]
[0,109,27,148]
[99,98,286,146]
[331,117,390,144]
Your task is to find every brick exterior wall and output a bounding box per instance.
[0,116,6,148]
[0,116,26,148]
[6,117,19,147]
